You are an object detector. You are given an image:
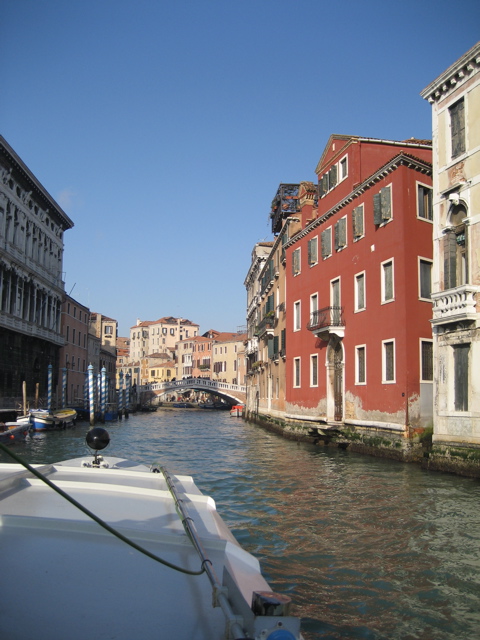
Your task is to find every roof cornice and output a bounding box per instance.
[421,41,480,104]
[286,152,432,248]
[0,135,74,230]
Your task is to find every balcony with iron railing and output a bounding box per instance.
[255,314,275,338]
[431,284,480,326]
[306,306,345,340]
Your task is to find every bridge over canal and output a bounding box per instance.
[149,377,246,406]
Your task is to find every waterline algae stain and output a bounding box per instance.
[2,411,479,639]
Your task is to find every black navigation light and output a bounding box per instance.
[86,427,110,451]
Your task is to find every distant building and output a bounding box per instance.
[59,295,90,405]
[0,136,74,405]
[421,42,480,453]
[129,317,199,384]
[89,312,118,401]
[211,332,247,386]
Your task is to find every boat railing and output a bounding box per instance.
[159,466,246,639]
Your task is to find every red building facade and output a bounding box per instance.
[284,136,433,435]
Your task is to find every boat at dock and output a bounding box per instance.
[230,404,244,417]
[0,428,303,640]
[0,421,30,444]
[29,408,77,431]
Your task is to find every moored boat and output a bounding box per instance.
[0,429,303,639]
[230,404,244,417]
[29,408,77,431]
[0,422,30,443]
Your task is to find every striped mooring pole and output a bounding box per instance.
[125,372,131,418]
[101,367,106,423]
[61,368,67,408]
[118,371,124,420]
[84,373,89,411]
[47,364,53,412]
[88,364,95,426]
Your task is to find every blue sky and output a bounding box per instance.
[2,1,479,337]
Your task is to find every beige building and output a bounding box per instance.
[130,317,199,384]
[421,42,480,455]
[212,332,247,386]
[89,313,118,401]
[244,242,274,413]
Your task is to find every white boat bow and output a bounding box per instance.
[0,428,303,640]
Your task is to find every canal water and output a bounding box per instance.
[1,409,480,640]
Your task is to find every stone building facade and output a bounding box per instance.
[421,42,480,461]
[0,136,73,406]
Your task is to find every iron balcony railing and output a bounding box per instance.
[307,306,345,332]
[255,314,275,337]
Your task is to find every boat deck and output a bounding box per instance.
[0,456,300,640]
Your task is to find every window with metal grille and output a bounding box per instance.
[356,346,366,384]
[421,341,433,381]
[383,340,395,383]
[382,260,394,302]
[310,354,318,387]
[294,357,301,388]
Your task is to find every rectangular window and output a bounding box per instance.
[355,272,366,311]
[373,185,392,225]
[321,227,332,259]
[352,204,364,239]
[356,345,366,384]
[383,340,395,383]
[308,237,318,266]
[419,258,433,300]
[417,184,433,221]
[310,354,318,387]
[420,340,433,382]
[292,248,301,276]
[294,357,301,388]
[453,343,469,411]
[381,260,394,303]
[339,155,348,180]
[334,216,347,251]
[294,300,301,331]
[450,98,466,159]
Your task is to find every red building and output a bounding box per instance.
[284,135,433,435]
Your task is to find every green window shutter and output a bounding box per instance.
[307,238,317,265]
[321,228,331,258]
[373,193,382,225]
[338,218,346,248]
[268,337,274,359]
[352,206,364,238]
[266,294,274,314]
[380,186,392,220]
[329,165,337,189]
[334,220,340,251]
[273,335,279,355]
[292,248,300,275]
[281,328,286,351]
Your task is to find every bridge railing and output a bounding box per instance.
[150,377,246,395]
